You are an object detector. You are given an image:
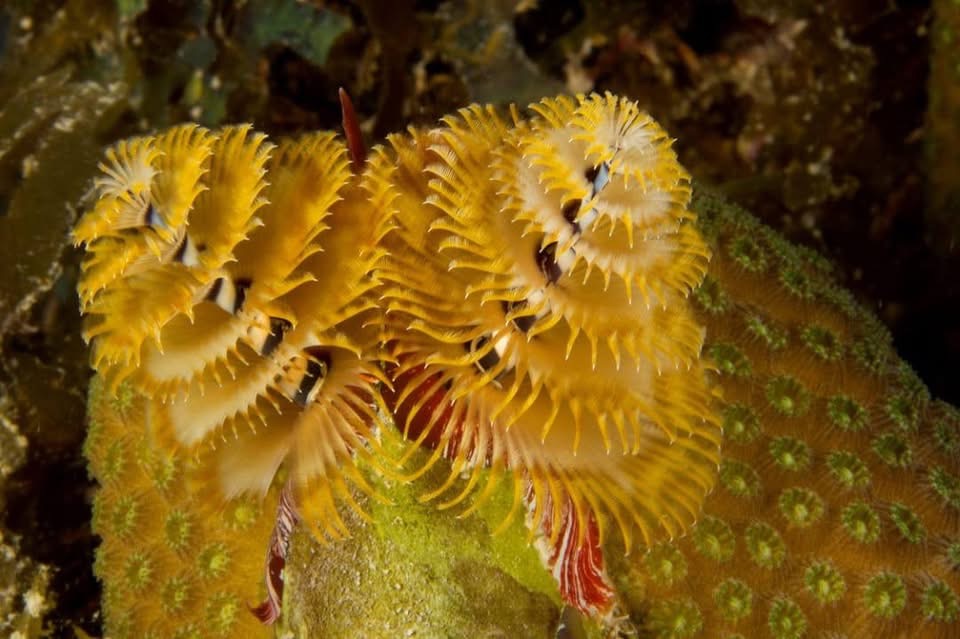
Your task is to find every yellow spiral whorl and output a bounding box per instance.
[377,93,721,549]
[76,126,394,538]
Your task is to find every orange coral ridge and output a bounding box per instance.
[75,93,722,628]
[614,190,960,638]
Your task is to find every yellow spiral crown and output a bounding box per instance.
[377,93,720,553]
[75,125,394,537]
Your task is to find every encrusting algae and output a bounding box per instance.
[74,92,960,638]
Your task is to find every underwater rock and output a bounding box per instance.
[0,51,126,636]
[0,530,52,639]
[278,439,562,639]
[0,399,53,639]
[0,69,126,336]
[928,0,960,254]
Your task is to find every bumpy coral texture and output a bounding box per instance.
[85,376,276,638]
[611,192,960,638]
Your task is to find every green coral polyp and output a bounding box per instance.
[778,266,815,300]
[779,487,824,527]
[708,343,752,377]
[123,552,154,592]
[827,395,869,432]
[164,510,193,552]
[929,466,960,509]
[932,407,960,454]
[150,456,178,492]
[768,597,807,639]
[820,282,860,319]
[206,592,241,636]
[727,235,769,272]
[161,576,191,613]
[744,522,786,569]
[766,376,810,417]
[769,436,812,472]
[863,572,907,619]
[745,315,788,350]
[852,330,891,374]
[224,498,260,531]
[804,561,846,604]
[722,403,762,445]
[100,440,128,483]
[713,578,753,621]
[889,503,925,544]
[827,451,871,489]
[647,598,704,639]
[197,543,231,580]
[110,494,141,538]
[692,516,736,562]
[886,394,920,431]
[921,581,960,622]
[173,624,203,639]
[719,459,761,497]
[801,325,843,360]
[109,381,136,414]
[894,361,928,401]
[872,432,912,467]
[841,501,881,544]
[947,541,960,567]
[644,543,688,585]
[693,275,731,314]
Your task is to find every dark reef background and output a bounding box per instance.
[0,0,956,635]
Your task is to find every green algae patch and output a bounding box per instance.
[279,434,561,638]
[240,0,351,67]
[0,69,127,335]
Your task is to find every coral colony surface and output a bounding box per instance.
[75,93,959,638]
